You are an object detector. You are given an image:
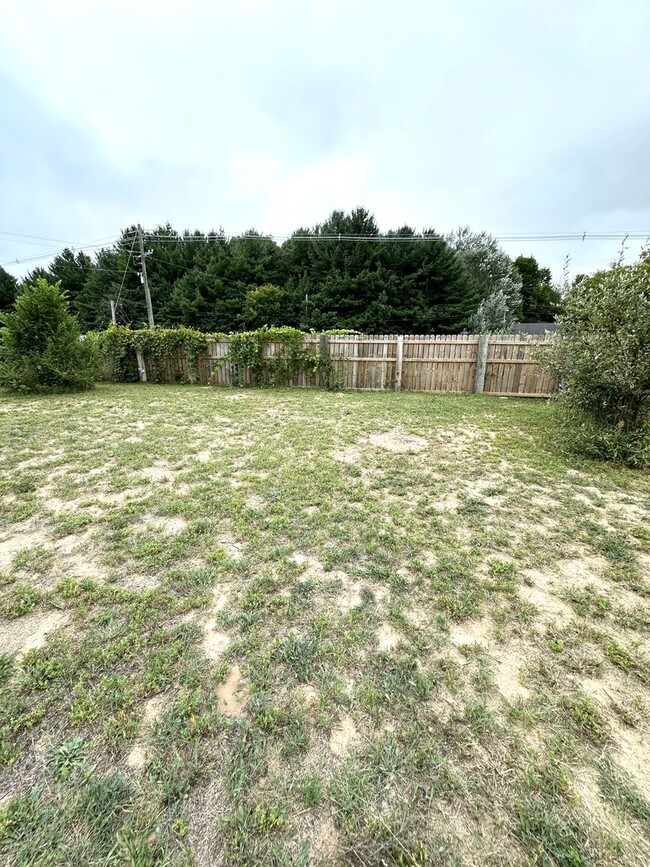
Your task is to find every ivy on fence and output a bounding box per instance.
[93,325,353,387]
[225,326,332,387]
[94,326,217,383]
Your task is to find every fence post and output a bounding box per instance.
[318,334,330,388]
[136,350,147,383]
[394,335,404,391]
[475,334,489,394]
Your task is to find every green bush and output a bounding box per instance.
[547,258,650,467]
[0,279,99,393]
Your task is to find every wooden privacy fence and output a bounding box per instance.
[143,333,555,397]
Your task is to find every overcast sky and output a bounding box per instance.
[2,0,649,280]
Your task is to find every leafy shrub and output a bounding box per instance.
[0,279,99,393]
[547,257,650,467]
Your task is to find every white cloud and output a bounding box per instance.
[2,0,650,279]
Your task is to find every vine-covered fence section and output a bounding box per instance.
[145,333,555,397]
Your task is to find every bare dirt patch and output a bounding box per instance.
[377,623,401,651]
[309,815,340,861]
[558,555,609,585]
[521,568,575,620]
[331,446,361,465]
[121,573,161,591]
[217,665,248,717]
[199,591,231,660]
[557,554,648,608]
[430,492,460,512]
[519,583,573,626]
[434,425,495,455]
[126,694,168,771]
[450,619,491,647]
[580,674,626,710]
[329,715,360,757]
[3,609,69,657]
[2,523,107,586]
[92,490,132,507]
[140,462,175,483]
[0,525,49,570]
[297,685,320,708]
[571,766,625,840]
[210,590,229,612]
[492,646,531,702]
[126,743,149,771]
[370,430,428,453]
[336,578,363,613]
[405,606,430,629]
[59,552,106,582]
[202,626,230,662]
[611,723,650,800]
[145,515,188,535]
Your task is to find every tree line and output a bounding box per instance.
[0,209,562,334]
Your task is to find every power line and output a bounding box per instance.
[139,230,650,244]
[113,235,138,314]
[0,230,115,244]
[0,234,135,268]
[3,227,648,273]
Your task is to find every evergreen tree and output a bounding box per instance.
[47,249,94,316]
[75,230,140,330]
[0,265,18,312]
[10,210,547,335]
[514,255,562,321]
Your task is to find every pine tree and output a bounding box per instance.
[0,265,18,312]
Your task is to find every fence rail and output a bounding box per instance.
[141,333,556,397]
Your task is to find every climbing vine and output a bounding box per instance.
[93,325,354,388]
[95,326,215,383]
[225,326,333,387]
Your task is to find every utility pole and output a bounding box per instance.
[137,224,155,329]
[110,299,117,325]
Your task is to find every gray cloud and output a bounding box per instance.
[1,0,650,280]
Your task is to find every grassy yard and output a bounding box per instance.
[0,384,649,866]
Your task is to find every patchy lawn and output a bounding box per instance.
[1,384,649,866]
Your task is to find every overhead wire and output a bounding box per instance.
[0,232,136,268]
[2,228,648,274]
[113,236,138,312]
[139,230,650,244]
